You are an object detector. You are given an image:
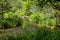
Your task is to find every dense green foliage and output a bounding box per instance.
[0,0,60,40]
[0,0,60,29]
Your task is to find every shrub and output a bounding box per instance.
[0,17,23,29]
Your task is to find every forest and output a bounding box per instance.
[0,0,60,40]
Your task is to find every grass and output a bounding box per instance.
[0,27,60,40]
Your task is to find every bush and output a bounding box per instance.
[0,17,23,29]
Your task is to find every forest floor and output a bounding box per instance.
[0,26,60,40]
[0,26,37,37]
